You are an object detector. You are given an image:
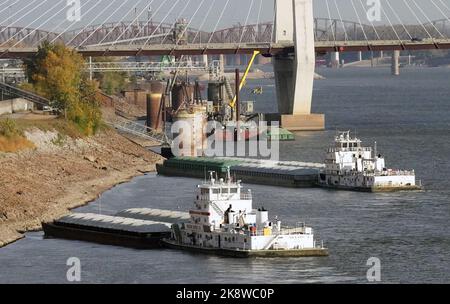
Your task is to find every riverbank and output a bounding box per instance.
[0,121,163,248]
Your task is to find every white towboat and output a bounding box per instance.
[163,171,328,258]
[318,131,421,192]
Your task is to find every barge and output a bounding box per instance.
[156,157,323,188]
[43,213,172,249]
[162,170,328,258]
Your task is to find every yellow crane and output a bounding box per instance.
[229,50,260,109]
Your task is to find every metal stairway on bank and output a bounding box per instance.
[0,82,51,107]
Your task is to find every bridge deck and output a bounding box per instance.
[2,39,450,58]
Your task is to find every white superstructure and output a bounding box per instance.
[319,131,419,191]
[167,171,326,254]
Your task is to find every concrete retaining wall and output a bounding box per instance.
[0,98,34,115]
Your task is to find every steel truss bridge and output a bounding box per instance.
[2,18,450,58]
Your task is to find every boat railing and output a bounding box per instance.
[244,226,309,237]
[336,169,415,177]
[378,170,415,176]
[327,147,372,153]
[197,193,252,201]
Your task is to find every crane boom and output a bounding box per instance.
[229,50,260,109]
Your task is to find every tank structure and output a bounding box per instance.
[172,105,207,157]
[168,80,208,157]
[146,81,165,131]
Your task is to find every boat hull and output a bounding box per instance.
[162,239,329,258]
[43,222,168,249]
[317,182,423,192]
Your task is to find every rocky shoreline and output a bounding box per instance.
[0,127,163,248]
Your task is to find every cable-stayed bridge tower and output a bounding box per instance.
[273,0,324,131]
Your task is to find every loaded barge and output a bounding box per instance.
[42,210,184,249]
[156,157,324,188]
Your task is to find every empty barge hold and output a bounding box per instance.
[42,213,171,249]
[156,157,324,188]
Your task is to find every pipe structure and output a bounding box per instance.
[235,68,240,141]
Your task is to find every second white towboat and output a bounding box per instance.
[163,170,328,258]
[318,131,422,192]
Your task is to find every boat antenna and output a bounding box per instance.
[374,141,377,159]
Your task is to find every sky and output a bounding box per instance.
[0,0,448,33]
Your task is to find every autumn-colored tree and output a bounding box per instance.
[23,42,102,135]
[25,42,83,111]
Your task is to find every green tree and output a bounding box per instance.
[23,42,102,135]
[92,57,127,95]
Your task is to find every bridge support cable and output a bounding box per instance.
[108,0,156,48]
[437,0,450,15]
[141,0,182,48]
[175,0,208,45]
[238,0,255,47]
[125,0,171,46]
[357,0,380,40]
[332,0,349,41]
[76,0,129,48]
[0,0,20,16]
[380,2,403,44]
[0,0,42,39]
[12,0,101,47]
[192,0,217,44]
[270,1,276,43]
[1,0,64,52]
[166,0,210,94]
[349,0,369,43]
[255,0,264,41]
[384,0,413,40]
[49,0,104,45]
[431,0,450,32]
[402,0,434,40]
[161,0,192,45]
[95,0,148,46]
[411,0,446,39]
[207,0,231,45]
[325,0,336,43]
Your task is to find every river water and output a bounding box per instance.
[1,67,450,283]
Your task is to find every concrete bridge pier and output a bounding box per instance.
[391,50,400,76]
[331,51,340,68]
[272,0,324,131]
[357,51,363,62]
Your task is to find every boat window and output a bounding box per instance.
[343,143,348,148]
[212,189,220,194]
[230,188,238,193]
[201,189,209,195]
